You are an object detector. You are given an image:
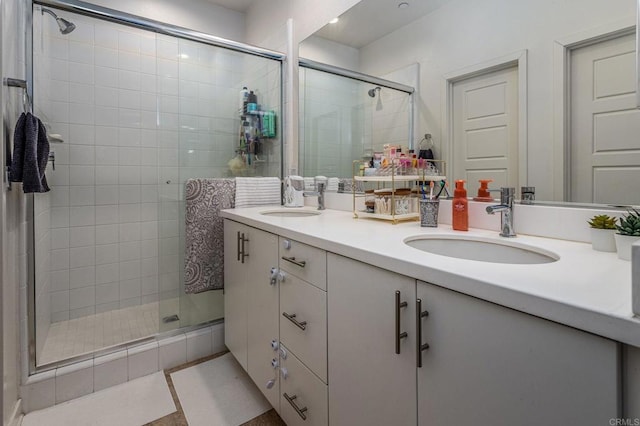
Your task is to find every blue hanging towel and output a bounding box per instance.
[9,112,50,193]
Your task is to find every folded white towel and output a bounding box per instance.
[303,177,315,191]
[327,177,339,191]
[235,177,281,208]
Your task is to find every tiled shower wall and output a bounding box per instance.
[34,8,281,327]
[299,67,410,178]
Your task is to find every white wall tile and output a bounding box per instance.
[69,206,95,227]
[96,263,119,285]
[95,186,119,205]
[50,207,70,229]
[159,335,186,370]
[141,275,158,295]
[51,291,70,313]
[119,260,140,280]
[21,374,56,413]
[128,342,158,380]
[119,223,141,242]
[94,25,118,49]
[119,241,141,262]
[69,166,95,186]
[118,51,140,72]
[95,282,119,304]
[69,145,95,165]
[94,46,118,69]
[50,249,70,271]
[95,146,119,166]
[95,126,119,146]
[69,83,94,105]
[56,360,94,403]
[50,270,70,292]
[119,278,141,300]
[69,63,94,85]
[69,226,95,248]
[69,186,95,207]
[95,166,118,185]
[118,204,140,223]
[93,351,127,391]
[118,186,140,204]
[69,246,95,268]
[186,328,212,362]
[69,266,95,289]
[95,224,119,245]
[69,286,95,310]
[95,204,119,225]
[70,306,95,319]
[69,103,95,125]
[96,244,118,265]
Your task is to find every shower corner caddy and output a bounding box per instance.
[352,158,447,224]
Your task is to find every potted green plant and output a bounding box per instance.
[588,214,617,252]
[614,208,640,260]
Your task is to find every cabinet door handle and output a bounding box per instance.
[283,393,308,420]
[281,256,306,268]
[236,231,241,261]
[240,233,249,264]
[395,290,408,354]
[416,298,430,368]
[282,312,307,330]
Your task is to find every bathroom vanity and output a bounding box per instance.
[222,207,637,425]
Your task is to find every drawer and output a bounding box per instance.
[280,345,328,426]
[279,237,326,290]
[280,274,327,382]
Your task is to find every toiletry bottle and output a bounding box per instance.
[239,87,249,113]
[473,179,493,202]
[452,180,468,231]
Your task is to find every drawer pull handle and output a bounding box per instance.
[416,298,430,368]
[281,256,306,268]
[395,291,408,355]
[282,312,307,330]
[284,393,308,420]
[240,233,249,264]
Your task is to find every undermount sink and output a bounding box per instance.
[404,235,559,264]
[260,209,321,218]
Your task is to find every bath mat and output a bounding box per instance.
[22,372,175,426]
[170,352,270,426]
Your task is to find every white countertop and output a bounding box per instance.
[221,206,640,347]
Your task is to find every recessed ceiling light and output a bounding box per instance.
[398,2,409,9]
[329,17,339,24]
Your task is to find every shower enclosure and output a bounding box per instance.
[299,59,414,178]
[29,1,283,370]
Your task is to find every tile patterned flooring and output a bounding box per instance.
[148,351,286,426]
[39,300,177,365]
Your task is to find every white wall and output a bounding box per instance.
[2,0,28,422]
[357,0,635,200]
[299,35,359,70]
[88,0,246,42]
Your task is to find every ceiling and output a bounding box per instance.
[205,0,257,13]
[314,0,452,48]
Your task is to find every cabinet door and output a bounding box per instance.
[223,220,248,369]
[245,227,280,410]
[328,254,417,426]
[417,281,620,426]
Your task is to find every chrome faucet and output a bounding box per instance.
[486,187,516,237]
[304,178,326,210]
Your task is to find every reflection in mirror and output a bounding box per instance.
[299,63,413,180]
[299,0,638,207]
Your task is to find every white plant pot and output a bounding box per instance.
[614,233,640,261]
[590,228,616,252]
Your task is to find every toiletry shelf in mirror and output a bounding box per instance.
[352,159,447,224]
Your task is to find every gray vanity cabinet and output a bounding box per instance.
[327,253,417,426]
[326,251,620,426]
[416,281,619,425]
[223,220,280,409]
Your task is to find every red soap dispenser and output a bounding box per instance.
[452,180,468,231]
[473,179,494,202]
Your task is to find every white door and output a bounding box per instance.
[570,33,640,205]
[452,66,519,197]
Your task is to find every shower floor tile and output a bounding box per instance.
[39,300,178,365]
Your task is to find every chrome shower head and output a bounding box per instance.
[42,8,76,34]
[368,86,381,97]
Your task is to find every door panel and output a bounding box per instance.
[223,220,248,369]
[453,66,519,197]
[570,33,639,204]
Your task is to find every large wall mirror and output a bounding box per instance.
[298,0,639,207]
